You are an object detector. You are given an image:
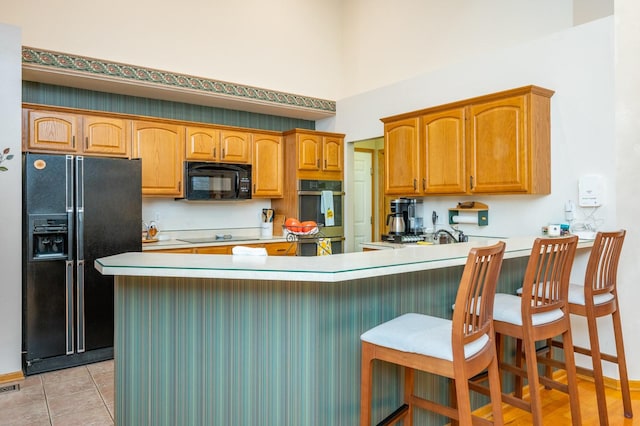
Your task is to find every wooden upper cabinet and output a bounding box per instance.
[185,126,220,161]
[286,130,344,180]
[384,117,421,195]
[421,108,466,194]
[323,136,343,172]
[219,130,251,164]
[381,85,553,196]
[132,120,185,196]
[25,110,79,153]
[252,133,283,198]
[24,109,130,157]
[83,115,130,157]
[297,133,322,171]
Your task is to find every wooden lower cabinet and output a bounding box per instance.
[195,246,231,255]
[154,241,295,256]
[154,248,195,253]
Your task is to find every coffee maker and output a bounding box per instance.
[382,198,424,242]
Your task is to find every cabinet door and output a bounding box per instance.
[467,95,527,193]
[384,117,421,195]
[220,130,251,163]
[195,246,231,254]
[421,108,466,194]
[83,116,130,157]
[323,137,343,172]
[132,121,185,196]
[186,126,219,161]
[154,248,194,253]
[26,110,79,153]
[297,133,322,171]
[265,242,295,256]
[252,133,283,198]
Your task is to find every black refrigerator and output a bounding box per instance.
[22,153,141,375]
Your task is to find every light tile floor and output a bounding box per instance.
[0,360,114,426]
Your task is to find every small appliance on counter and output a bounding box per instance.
[381,198,424,243]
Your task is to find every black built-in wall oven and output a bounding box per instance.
[297,179,344,256]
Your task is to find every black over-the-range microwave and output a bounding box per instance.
[183,162,252,201]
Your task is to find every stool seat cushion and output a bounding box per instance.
[493,293,564,326]
[567,283,615,306]
[360,313,489,361]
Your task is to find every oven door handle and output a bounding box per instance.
[297,191,345,196]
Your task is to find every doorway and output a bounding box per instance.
[353,137,384,249]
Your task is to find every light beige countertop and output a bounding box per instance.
[97,236,594,283]
[140,227,288,251]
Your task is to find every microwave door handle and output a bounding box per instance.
[236,173,240,198]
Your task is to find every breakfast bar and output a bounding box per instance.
[96,237,593,425]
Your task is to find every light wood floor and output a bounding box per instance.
[0,361,638,425]
[475,375,640,425]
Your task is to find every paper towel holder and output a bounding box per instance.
[448,202,489,226]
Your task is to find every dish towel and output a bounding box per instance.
[232,246,268,256]
[320,190,335,226]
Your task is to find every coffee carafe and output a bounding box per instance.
[386,212,406,235]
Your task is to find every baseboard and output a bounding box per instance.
[582,373,640,392]
[0,370,24,385]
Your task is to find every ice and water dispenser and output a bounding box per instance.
[28,214,69,261]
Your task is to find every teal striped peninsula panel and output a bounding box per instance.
[114,257,528,425]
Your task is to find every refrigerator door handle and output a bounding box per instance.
[65,260,75,355]
[76,157,84,260]
[65,155,74,212]
[76,260,85,353]
[75,156,86,353]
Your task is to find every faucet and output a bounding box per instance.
[433,229,468,244]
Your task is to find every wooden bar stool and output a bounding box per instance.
[545,230,632,425]
[360,242,506,426]
[487,236,581,426]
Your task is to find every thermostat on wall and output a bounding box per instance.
[578,174,604,207]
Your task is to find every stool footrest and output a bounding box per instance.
[376,404,408,426]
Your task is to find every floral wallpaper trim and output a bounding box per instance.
[0,148,14,172]
[22,47,336,114]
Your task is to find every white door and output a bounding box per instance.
[353,150,373,250]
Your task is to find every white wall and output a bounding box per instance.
[142,198,272,233]
[0,0,344,100]
[0,23,23,377]
[323,18,637,379]
[340,0,574,98]
[332,18,614,244]
[614,0,640,382]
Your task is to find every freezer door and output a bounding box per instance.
[23,154,76,362]
[77,156,142,352]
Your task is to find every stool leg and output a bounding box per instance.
[487,349,505,426]
[612,307,633,418]
[360,345,374,426]
[403,367,414,426]
[514,338,524,399]
[562,327,583,426]
[586,310,609,426]
[522,336,544,426]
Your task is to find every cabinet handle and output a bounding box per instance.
[213,147,216,157]
[253,183,256,193]
[222,148,225,159]
[422,178,426,190]
[317,159,320,168]
[413,179,417,190]
[72,135,75,149]
[324,159,327,169]
[85,136,88,149]
[470,175,474,190]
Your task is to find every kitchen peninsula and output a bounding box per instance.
[96,237,593,425]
